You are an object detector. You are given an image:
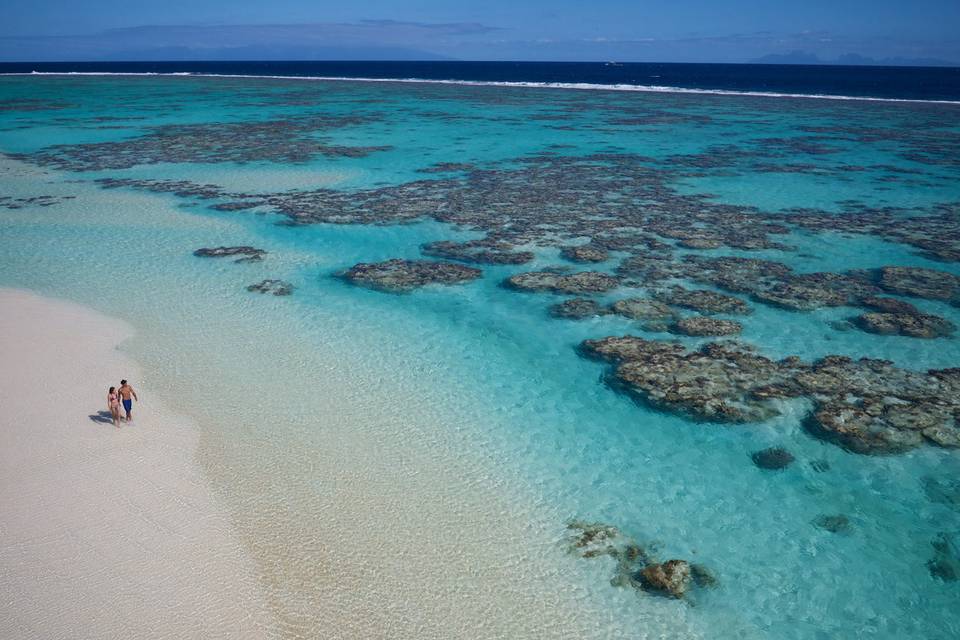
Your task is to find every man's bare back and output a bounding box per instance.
[118,380,138,422]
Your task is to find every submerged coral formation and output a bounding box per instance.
[13,86,960,466]
[853,311,955,338]
[74,143,959,352]
[505,271,620,294]
[421,240,534,265]
[670,316,743,336]
[609,297,676,322]
[549,298,608,319]
[16,114,387,170]
[565,520,715,600]
[639,560,692,599]
[0,194,74,209]
[5,75,960,635]
[928,533,959,582]
[654,286,752,315]
[246,279,295,296]
[340,259,481,292]
[560,244,610,263]
[751,447,796,470]
[812,514,853,534]
[581,336,960,454]
[193,246,266,263]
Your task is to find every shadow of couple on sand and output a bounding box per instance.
[88,410,117,425]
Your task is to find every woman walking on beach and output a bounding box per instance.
[107,386,121,427]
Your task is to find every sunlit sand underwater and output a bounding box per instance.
[1,75,959,638]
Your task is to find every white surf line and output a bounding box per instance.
[6,70,960,105]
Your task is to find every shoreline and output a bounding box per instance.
[0,288,273,639]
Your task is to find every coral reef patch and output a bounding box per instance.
[340,259,481,292]
[565,520,715,601]
[246,279,294,296]
[581,336,960,454]
[193,246,266,263]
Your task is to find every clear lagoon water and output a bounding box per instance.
[1,72,959,638]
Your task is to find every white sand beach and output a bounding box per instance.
[0,287,692,640]
[0,288,273,639]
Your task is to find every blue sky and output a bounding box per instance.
[2,1,958,63]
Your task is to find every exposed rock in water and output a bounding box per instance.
[505,270,619,294]
[878,266,960,302]
[550,298,608,320]
[853,312,955,338]
[751,447,795,470]
[340,259,481,292]
[655,286,751,315]
[561,244,610,263]
[671,316,743,337]
[421,239,534,265]
[610,298,676,321]
[812,514,852,534]
[193,246,266,263]
[246,279,294,296]
[638,560,692,599]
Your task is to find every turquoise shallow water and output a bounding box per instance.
[1,76,960,638]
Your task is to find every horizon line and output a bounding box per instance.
[2,59,959,69]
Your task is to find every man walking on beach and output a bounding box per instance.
[118,379,138,423]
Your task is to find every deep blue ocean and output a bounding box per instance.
[2,60,959,101]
